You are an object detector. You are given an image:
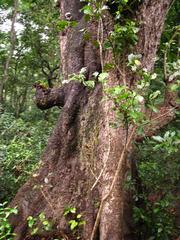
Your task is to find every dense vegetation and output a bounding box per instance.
[0,0,60,203]
[0,0,179,239]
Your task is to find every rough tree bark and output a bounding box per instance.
[10,0,176,240]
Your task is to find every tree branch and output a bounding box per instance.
[34,81,74,110]
[136,104,179,142]
[34,85,64,110]
[34,81,85,110]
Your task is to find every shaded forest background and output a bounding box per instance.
[0,0,180,239]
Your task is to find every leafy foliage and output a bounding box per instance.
[104,20,138,56]
[0,202,17,240]
[0,0,60,116]
[132,123,180,239]
[64,206,86,233]
[27,212,52,236]
[0,109,58,202]
[69,67,95,88]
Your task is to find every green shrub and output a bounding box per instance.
[0,110,57,202]
[0,202,17,240]
[132,126,180,239]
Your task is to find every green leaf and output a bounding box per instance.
[79,220,86,226]
[64,206,76,216]
[149,90,161,100]
[84,80,95,88]
[104,63,115,71]
[152,136,163,142]
[31,227,38,235]
[27,216,36,228]
[158,227,163,233]
[70,207,76,214]
[151,73,157,79]
[76,214,82,219]
[69,21,78,28]
[134,59,141,66]
[39,212,46,221]
[98,72,109,83]
[82,5,94,16]
[42,220,49,226]
[69,220,78,230]
[57,20,69,31]
[104,40,112,49]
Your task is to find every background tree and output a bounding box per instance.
[0,0,18,104]
[0,0,60,116]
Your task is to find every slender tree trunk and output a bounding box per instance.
[10,1,176,240]
[0,0,18,104]
[14,87,28,118]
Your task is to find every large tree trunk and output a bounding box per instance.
[10,1,175,240]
